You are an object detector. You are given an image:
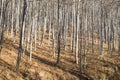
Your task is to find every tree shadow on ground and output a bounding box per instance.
[0,58,16,72]
[3,37,93,80]
[24,49,93,80]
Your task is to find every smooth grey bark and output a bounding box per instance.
[16,0,27,72]
[40,17,47,47]
[70,6,74,52]
[56,0,61,65]
[83,14,88,70]
[100,1,103,55]
[0,0,9,53]
[91,3,94,54]
[75,14,79,64]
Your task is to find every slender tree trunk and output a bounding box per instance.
[40,17,47,47]
[0,0,9,53]
[75,14,79,64]
[56,0,61,65]
[48,18,51,46]
[16,0,27,72]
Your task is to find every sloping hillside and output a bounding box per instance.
[0,32,119,80]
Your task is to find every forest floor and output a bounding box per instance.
[0,32,120,80]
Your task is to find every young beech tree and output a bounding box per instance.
[0,0,9,53]
[56,0,61,65]
[16,0,27,72]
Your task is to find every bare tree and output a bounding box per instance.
[16,0,27,72]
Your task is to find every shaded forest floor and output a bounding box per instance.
[0,32,120,80]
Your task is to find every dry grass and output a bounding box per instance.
[0,32,119,80]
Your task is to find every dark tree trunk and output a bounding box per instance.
[16,0,27,72]
[56,0,61,65]
[0,0,9,53]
